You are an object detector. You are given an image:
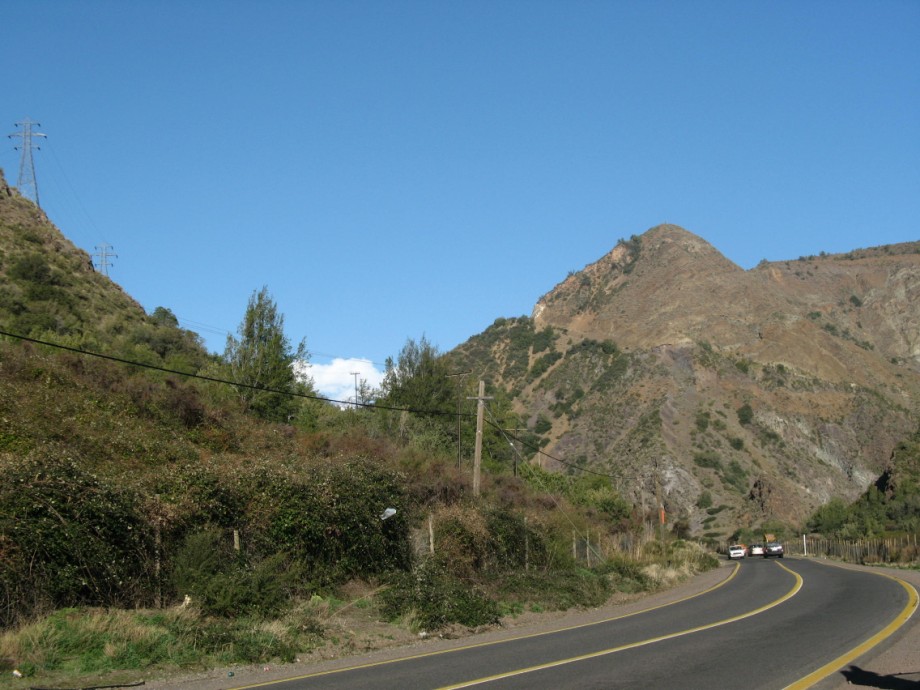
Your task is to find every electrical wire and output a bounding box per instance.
[482,403,620,480]
[0,328,463,419]
[0,328,616,479]
[169,314,391,369]
[484,404,607,556]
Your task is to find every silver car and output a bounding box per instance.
[763,542,784,558]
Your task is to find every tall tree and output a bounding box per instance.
[376,336,457,452]
[224,286,309,422]
[379,335,453,413]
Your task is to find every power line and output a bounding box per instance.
[0,328,465,419]
[0,328,614,480]
[483,402,619,480]
[7,118,46,207]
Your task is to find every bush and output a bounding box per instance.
[380,559,499,630]
[0,450,154,628]
[597,556,653,594]
[253,459,413,584]
[170,530,300,618]
[737,404,754,425]
[693,451,722,470]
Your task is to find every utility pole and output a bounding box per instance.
[93,243,117,276]
[7,118,46,208]
[467,380,492,497]
[350,371,360,408]
[446,370,471,470]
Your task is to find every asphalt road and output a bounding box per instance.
[228,558,915,690]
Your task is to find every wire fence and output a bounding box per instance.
[785,534,920,565]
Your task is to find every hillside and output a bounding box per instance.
[2,167,679,644]
[449,224,920,535]
[0,171,210,371]
[3,160,918,543]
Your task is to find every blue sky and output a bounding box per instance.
[3,1,918,401]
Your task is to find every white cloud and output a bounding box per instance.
[297,358,384,405]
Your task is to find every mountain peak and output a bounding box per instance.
[533,224,750,349]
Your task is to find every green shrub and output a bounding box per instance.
[500,567,615,608]
[695,411,710,432]
[254,459,412,584]
[170,530,299,618]
[9,254,55,284]
[0,450,153,628]
[693,451,722,470]
[530,351,561,378]
[696,491,713,509]
[737,404,754,425]
[380,559,499,630]
[531,327,555,354]
[534,415,552,435]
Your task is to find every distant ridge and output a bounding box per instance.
[451,224,920,532]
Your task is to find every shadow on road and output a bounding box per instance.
[840,664,920,689]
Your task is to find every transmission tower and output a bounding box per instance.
[7,118,46,207]
[93,243,118,276]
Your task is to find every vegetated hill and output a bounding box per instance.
[449,224,920,537]
[0,169,209,370]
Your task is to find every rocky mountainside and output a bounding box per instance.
[450,224,920,536]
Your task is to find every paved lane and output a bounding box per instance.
[472,559,912,689]
[232,559,914,690]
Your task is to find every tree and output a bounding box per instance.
[379,335,453,412]
[375,336,458,451]
[224,286,311,422]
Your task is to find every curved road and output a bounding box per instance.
[231,558,916,690]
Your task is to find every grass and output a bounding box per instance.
[0,539,721,688]
[0,602,327,688]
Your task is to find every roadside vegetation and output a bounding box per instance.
[801,426,920,567]
[0,278,718,687]
[8,177,915,687]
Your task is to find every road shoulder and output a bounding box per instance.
[143,561,737,690]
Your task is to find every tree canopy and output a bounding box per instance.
[224,286,311,422]
[378,335,454,413]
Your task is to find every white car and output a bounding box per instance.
[749,543,765,556]
[728,544,746,560]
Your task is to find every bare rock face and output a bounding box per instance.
[454,224,920,535]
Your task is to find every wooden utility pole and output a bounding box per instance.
[468,380,492,497]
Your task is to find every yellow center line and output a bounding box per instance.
[437,562,802,689]
[228,563,741,689]
[783,564,919,690]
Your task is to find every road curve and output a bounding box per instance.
[227,558,915,690]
